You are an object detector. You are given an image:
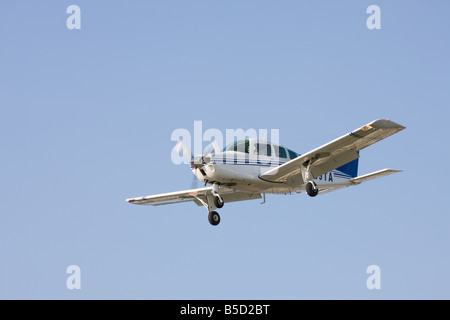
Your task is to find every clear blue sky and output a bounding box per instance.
[1,1,449,299]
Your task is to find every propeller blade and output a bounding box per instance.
[211,140,221,154]
[191,174,200,189]
[175,139,194,161]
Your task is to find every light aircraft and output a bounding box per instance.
[126,119,405,226]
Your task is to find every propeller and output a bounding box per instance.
[174,139,221,189]
[174,139,204,188]
[210,140,221,154]
[191,174,200,189]
[174,139,194,162]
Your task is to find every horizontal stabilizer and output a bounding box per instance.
[317,169,402,195]
[350,169,402,185]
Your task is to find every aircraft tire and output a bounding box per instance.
[214,196,224,208]
[306,181,319,197]
[208,211,221,226]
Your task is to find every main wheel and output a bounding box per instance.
[208,211,221,226]
[214,196,224,208]
[306,181,319,197]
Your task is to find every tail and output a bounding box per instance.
[336,154,359,179]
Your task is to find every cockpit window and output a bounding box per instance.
[287,149,299,159]
[223,140,249,153]
[255,143,272,157]
[273,145,287,158]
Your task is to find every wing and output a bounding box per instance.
[318,169,402,195]
[260,119,405,183]
[126,186,261,207]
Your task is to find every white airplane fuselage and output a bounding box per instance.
[192,148,354,195]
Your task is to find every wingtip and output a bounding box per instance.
[370,119,406,130]
[381,168,403,174]
[369,119,406,131]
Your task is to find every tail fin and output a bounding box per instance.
[336,155,359,178]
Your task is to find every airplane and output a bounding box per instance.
[126,119,405,226]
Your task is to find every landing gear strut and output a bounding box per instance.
[212,183,224,208]
[192,186,224,226]
[301,161,319,197]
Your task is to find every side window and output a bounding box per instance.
[274,145,287,158]
[236,140,249,153]
[255,143,272,157]
[266,144,272,157]
[287,149,299,159]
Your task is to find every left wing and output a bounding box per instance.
[126,186,261,207]
[260,119,405,184]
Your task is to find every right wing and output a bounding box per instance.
[126,186,261,207]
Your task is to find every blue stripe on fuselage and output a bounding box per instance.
[210,158,353,179]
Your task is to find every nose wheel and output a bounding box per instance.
[208,211,221,226]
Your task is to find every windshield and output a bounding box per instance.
[223,140,250,153]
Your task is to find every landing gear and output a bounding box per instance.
[194,183,223,226]
[208,211,221,226]
[214,196,224,208]
[212,183,224,209]
[301,160,319,197]
[306,181,319,197]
